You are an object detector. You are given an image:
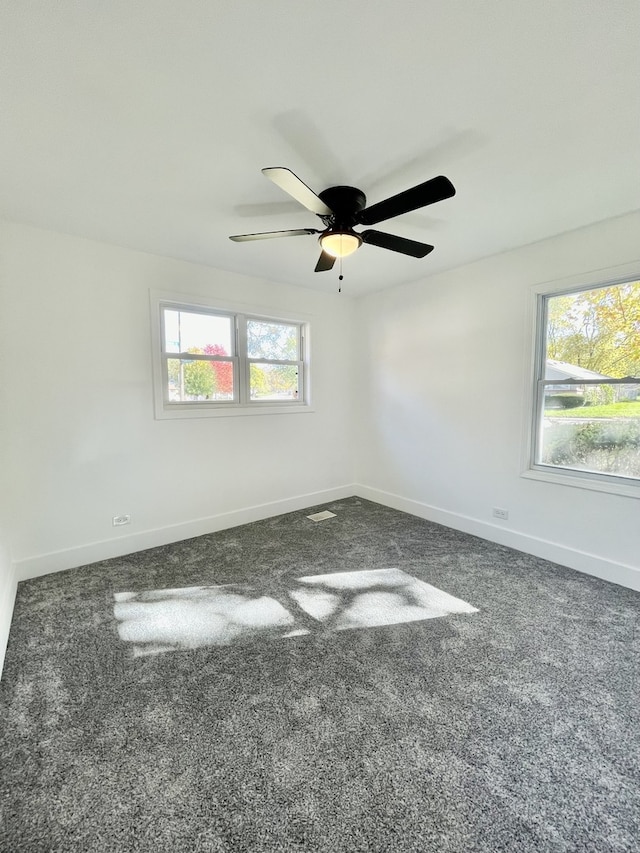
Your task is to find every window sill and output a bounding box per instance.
[522,465,640,499]
[155,402,315,420]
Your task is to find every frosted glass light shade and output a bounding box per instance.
[320,231,362,258]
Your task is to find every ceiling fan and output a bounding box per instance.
[230,167,456,272]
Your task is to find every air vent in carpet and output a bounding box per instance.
[306,510,337,522]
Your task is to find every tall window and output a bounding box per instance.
[152,295,308,418]
[532,278,640,487]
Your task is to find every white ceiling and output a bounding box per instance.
[1,1,639,297]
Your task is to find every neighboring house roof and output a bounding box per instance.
[545,360,611,381]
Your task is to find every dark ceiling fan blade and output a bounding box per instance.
[314,250,336,272]
[229,228,319,242]
[262,167,333,216]
[357,176,455,226]
[361,229,434,258]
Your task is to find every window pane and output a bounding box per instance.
[164,309,233,356]
[539,383,640,479]
[167,358,235,402]
[247,319,298,360]
[250,363,300,400]
[545,282,640,379]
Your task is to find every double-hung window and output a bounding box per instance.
[530,277,640,491]
[151,294,308,418]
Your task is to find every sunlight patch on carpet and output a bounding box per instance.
[113,568,478,656]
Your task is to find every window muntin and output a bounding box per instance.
[532,279,640,485]
[155,300,307,415]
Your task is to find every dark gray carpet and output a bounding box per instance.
[1,497,639,852]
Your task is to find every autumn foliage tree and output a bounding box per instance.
[204,344,233,395]
[547,281,640,378]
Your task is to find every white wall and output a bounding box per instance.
[1,221,356,581]
[355,211,640,589]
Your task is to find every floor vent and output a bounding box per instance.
[306,510,337,522]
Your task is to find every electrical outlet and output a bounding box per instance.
[112,514,131,527]
[492,508,509,520]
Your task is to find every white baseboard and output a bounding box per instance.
[15,485,355,582]
[354,484,640,592]
[0,562,18,679]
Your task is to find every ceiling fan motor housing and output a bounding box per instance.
[318,186,366,229]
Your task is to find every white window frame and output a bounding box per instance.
[522,264,640,499]
[150,291,312,419]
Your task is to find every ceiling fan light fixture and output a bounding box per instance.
[320,230,362,258]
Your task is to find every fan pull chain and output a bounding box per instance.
[338,256,343,293]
